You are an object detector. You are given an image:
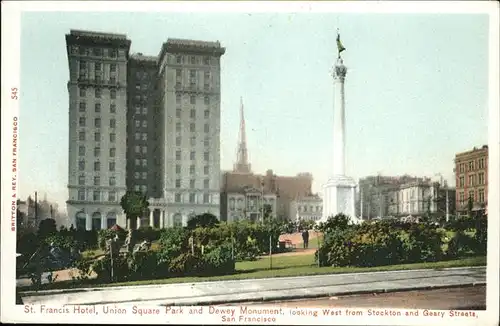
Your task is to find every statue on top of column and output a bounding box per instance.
[336,30,346,59]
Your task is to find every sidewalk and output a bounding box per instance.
[20,266,486,306]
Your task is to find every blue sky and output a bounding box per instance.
[19,12,489,211]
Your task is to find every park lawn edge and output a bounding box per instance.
[19,255,486,294]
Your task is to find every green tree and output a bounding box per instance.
[467,196,474,217]
[37,218,57,239]
[120,191,149,230]
[315,213,350,234]
[187,213,219,230]
[262,204,273,221]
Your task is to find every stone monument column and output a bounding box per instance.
[321,33,359,224]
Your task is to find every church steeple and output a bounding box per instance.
[233,97,251,173]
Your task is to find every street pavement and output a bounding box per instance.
[219,285,486,310]
[20,266,485,306]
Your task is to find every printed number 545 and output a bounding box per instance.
[11,87,18,100]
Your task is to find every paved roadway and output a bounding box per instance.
[20,266,485,306]
[219,285,486,310]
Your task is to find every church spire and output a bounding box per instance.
[233,97,251,173]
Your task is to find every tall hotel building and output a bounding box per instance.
[65,30,225,230]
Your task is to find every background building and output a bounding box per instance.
[17,193,64,230]
[224,186,277,222]
[220,98,313,220]
[454,145,488,214]
[66,30,225,230]
[289,194,323,222]
[358,175,455,219]
[357,175,421,219]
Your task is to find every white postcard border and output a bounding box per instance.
[1,1,499,325]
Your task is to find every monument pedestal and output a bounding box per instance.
[321,175,358,224]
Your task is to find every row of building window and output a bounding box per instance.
[298,205,322,213]
[174,192,211,204]
[79,146,116,157]
[79,87,118,99]
[458,172,486,188]
[78,175,117,186]
[175,122,210,133]
[176,93,211,106]
[77,189,117,202]
[175,164,210,175]
[176,69,211,85]
[79,101,116,113]
[175,136,210,147]
[133,172,148,180]
[134,146,148,154]
[79,61,118,77]
[458,189,486,203]
[78,131,116,142]
[174,178,210,189]
[457,158,486,173]
[176,108,210,120]
[134,133,148,141]
[133,185,148,193]
[76,47,118,58]
[134,120,148,128]
[176,55,211,66]
[78,160,115,172]
[135,159,148,167]
[175,150,210,161]
[79,117,116,128]
[134,106,148,115]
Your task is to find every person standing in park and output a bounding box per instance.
[302,229,309,249]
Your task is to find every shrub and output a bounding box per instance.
[91,255,129,282]
[168,252,204,276]
[97,228,127,251]
[316,229,354,267]
[73,256,95,280]
[137,227,162,243]
[317,220,446,268]
[402,223,444,263]
[187,213,219,230]
[446,232,476,258]
[127,251,167,280]
[472,215,487,255]
[157,227,189,266]
[316,214,351,234]
[201,243,235,276]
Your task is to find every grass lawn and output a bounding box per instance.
[20,253,486,292]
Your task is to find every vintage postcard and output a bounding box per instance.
[1,1,499,325]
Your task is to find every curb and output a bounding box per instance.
[19,265,486,297]
[160,282,487,306]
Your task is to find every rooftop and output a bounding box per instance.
[455,145,489,157]
[69,29,128,40]
[130,53,158,63]
[166,38,223,48]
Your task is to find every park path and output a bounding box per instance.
[21,266,486,306]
